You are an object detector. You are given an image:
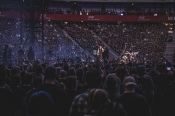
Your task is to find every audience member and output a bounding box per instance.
[69,69,102,116]
[117,76,152,116]
[0,67,15,115]
[103,73,121,101]
[27,91,54,116]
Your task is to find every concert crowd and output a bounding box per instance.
[0,50,175,116]
[0,15,175,116]
[63,23,104,50]
[90,23,168,62]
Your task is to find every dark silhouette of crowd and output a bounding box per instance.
[0,54,174,116]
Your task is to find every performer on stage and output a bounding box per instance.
[97,45,104,61]
[130,51,135,61]
[121,51,135,63]
[103,47,109,58]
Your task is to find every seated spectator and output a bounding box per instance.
[63,23,104,51]
[90,23,167,62]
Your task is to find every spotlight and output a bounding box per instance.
[121,13,124,16]
[154,13,158,16]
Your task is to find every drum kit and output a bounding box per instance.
[120,51,135,63]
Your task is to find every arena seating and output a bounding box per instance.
[0,19,85,63]
[90,23,168,61]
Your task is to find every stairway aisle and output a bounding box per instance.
[62,29,96,61]
[164,31,175,62]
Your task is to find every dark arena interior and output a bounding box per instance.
[0,0,175,116]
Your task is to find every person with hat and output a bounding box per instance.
[116,76,152,116]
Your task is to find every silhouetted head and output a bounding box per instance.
[85,69,102,89]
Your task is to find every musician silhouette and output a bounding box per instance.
[97,45,104,61]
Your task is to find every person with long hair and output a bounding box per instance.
[97,45,104,61]
[86,89,126,116]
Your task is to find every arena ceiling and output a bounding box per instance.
[53,0,175,2]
